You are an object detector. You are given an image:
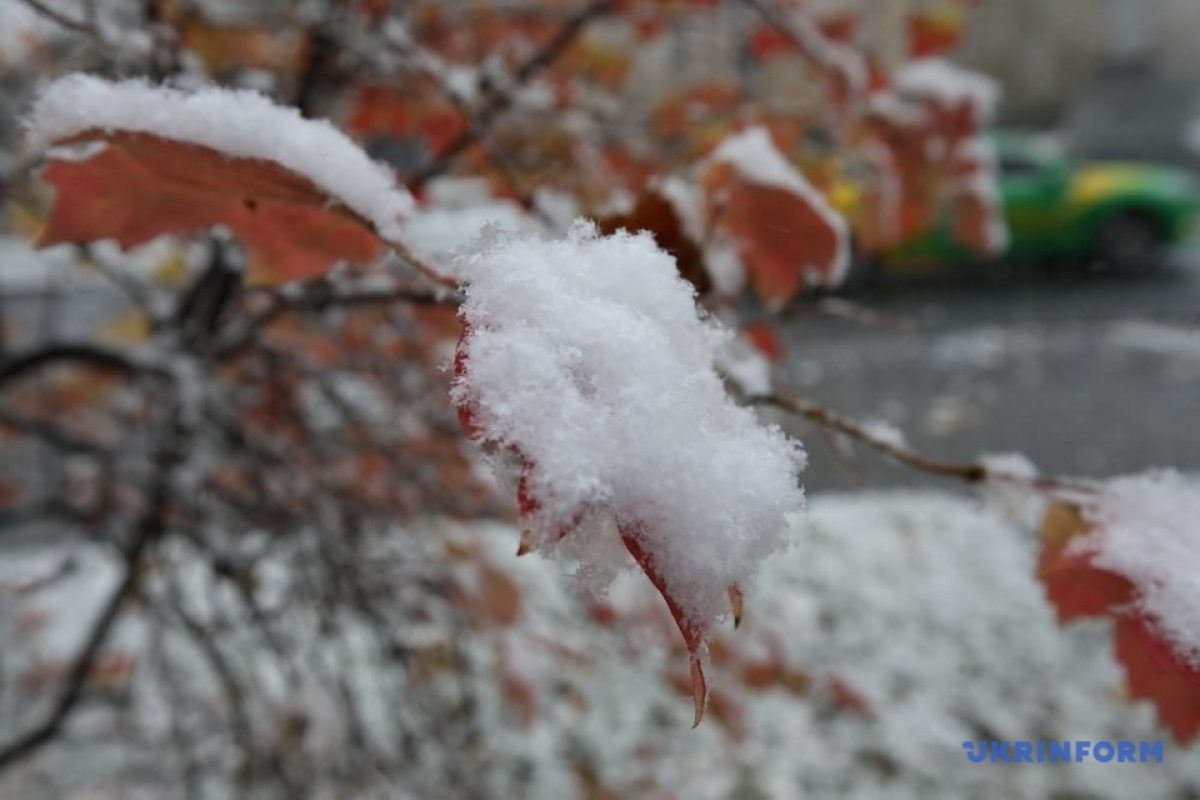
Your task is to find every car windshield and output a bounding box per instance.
[994,134,1065,176]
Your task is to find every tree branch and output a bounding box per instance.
[0,343,169,389]
[213,275,460,359]
[736,0,849,75]
[16,0,96,35]
[406,0,616,190]
[752,391,1096,496]
[0,405,184,772]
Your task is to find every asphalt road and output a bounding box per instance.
[780,256,1200,493]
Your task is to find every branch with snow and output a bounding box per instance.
[754,391,1094,497]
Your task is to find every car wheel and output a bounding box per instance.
[1092,211,1167,273]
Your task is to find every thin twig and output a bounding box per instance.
[213,275,460,359]
[0,343,170,389]
[736,0,847,76]
[407,0,616,190]
[753,391,1096,497]
[17,0,96,35]
[380,31,554,224]
[0,401,184,772]
[812,297,916,333]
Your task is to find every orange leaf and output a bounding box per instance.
[619,521,708,726]
[39,132,385,284]
[1037,501,1136,621]
[705,161,846,306]
[347,83,467,157]
[1116,615,1200,742]
[1038,501,1200,742]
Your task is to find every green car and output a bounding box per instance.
[884,133,1200,272]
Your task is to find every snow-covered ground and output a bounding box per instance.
[2,490,1196,798]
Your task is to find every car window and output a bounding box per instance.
[998,152,1043,177]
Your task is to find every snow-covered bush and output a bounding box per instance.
[0,1,1195,798]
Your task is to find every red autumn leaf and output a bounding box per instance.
[346,83,467,157]
[39,132,385,284]
[1038,500,1200,742]
[452,288,774,728]
[1037,501,1136,621]
[1115,615,1200,742]
[453,321,486,442]
[703,159,846,306]
[454,328,584,557]
[619,521,708,727]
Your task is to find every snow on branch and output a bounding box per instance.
[25,74,415,239]
[452,223,806,630]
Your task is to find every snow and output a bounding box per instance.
[702,237,747,296]
[867,92,927,129]
[1077,470,1200,665]
[25,74,416,239]
[980,452,1039,481]
[401,203,540,260]
[1108,320,1200,361]
[8,491,1200,797]
[955,139,1010,254]
[451,222,806,627]
[0,2,55,65]
[656,175,706,245]
[709,126,833,210]
[705,126,851,285]
[861,419,908,450]
[894,58,1000,121]
[714,332,774,397]
[462,491,1200,799]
